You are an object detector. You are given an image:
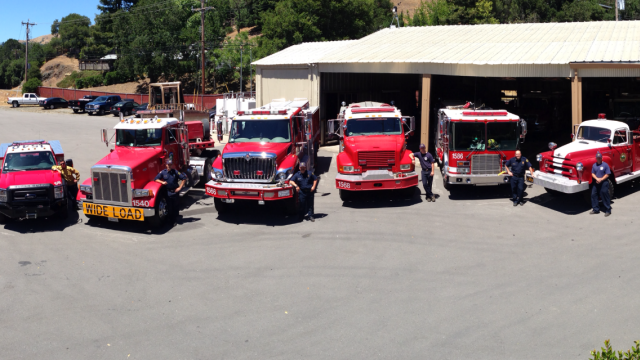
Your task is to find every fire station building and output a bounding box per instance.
[253,21,640,155]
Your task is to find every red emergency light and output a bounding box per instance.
[237,109,288,116]
[462,111,508,116]
[598,113,606,119]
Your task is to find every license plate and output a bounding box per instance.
[83,203,145,221]
[278,190,290,197]
[108,217,119,222]
[234,191,258,196]
[526,175,533,182]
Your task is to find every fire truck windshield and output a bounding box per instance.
[116,129,163,146]
[229,119,291,143]
[486,122,520,150]
[450,123,485,151]
[2,151,56,172]
[346,118,402,136]
[577,126,611,143]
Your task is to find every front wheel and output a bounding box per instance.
[12,101,19,108]
[199,159,213,188]
[88,112,94,116]
[339,189,353,202]
[73,109,79,113]
[99,109,105,116]
[214,197,229,214]
[0,212,7,224]
[146,194,168,228]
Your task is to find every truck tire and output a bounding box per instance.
[99,109,105,116]
[12,101,19,108]
[88,112,94,116]
[199,159,213,188]
[0,212,7,224]
[214,197,229,214]
[146,193,168,228]
[73,109,79,113]
[339,189,353,202]
[584,179,615,206]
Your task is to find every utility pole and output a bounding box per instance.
[615,0,618,21]
[22,19,36,82]
[192,1,214,97]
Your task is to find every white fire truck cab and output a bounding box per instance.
[436,106,527,190]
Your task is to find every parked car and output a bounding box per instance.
[109,101,140,116]
[68,95,98,113]
[7,93,46,107]
[132,103,148,117]
[39,97,69,109]
[85,95,121,116]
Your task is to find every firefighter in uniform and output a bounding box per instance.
[590,152,611,217]
[51,159,80,208]
[154,159,186,220]
[505,150,535,206]
[409,144,436,202]
[290,162,318,222]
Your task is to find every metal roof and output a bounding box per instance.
[254,21,640,66]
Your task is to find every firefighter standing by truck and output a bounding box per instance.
[290,162,317,222]
[155,159,186,220]
[505,150,535,206]
[590,152,612,217]
[409,144,436,202]
[51,159,80,208]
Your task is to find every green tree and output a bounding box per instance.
[54,13,92,55]
[211,31,257,92]
[22,78,42,94]
[97,0,140,12]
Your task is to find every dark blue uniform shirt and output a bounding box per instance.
[505,156,532,177]
[592,162,611,178]
[155,169,187,192]
[291,171,317,191]
[413,151,435,171]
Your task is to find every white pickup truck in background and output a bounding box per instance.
[7,93,46,107]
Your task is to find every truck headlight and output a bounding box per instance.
[277,170,291,181]
[0,189,7,202]
[80,185,92,194]
[54,186,65,199]
[341,166,354,172]
[213,170,223,180]
[536,154,542,162]
[576,162,584,172]
[400,164,411,171]
[133,189,154,198]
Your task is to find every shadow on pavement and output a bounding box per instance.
[445,183,513,200]
[341,188,423,209]
[314,155,333,176]
[2,210,82,234]
[215,200,304,226]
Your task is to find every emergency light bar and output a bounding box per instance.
[11,140,47,146]
[462,111,508,116]
[137,110,172,114]
[237,109,288,116]
[351,107,395,113]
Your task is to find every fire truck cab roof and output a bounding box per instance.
[114,117,179,130]
[234,98,313,119]
[343,102,402,119]
[441,109,520,122]
[0,140,63,159]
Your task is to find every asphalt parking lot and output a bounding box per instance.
[1,107,639,360]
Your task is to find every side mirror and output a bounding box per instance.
[101,129,108,147]
[216,120,224,142]
[327,119,342,137]
[402,116,415,136]
[304,118,311,141]
[571,133,574,140]
[520,119,527,137]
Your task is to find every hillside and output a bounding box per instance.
[397,0,423,16]
[40,55,79,87]
[19,34,54,45]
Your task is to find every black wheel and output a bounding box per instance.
[99,109,105,116]
[49,105,54,110]
[124,110,130,116]
[73,109,79,113]
[12,101,19,108]
[607,178,614,199]
[339,189,353,202]
[0,212,7,224]
[88,112,94,116]
[199,159,213,187]
[146,193,168,228]
[214,197,229,214]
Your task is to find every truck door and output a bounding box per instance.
[611,128,632,175]
[165,126,182,166]
[633,131,640,172]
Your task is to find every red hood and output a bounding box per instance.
[0,169,62,188]
[223,142,291,163]
[344,135,405,158]
[95,146,163,169]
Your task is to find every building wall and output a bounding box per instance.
[256,66,320,107]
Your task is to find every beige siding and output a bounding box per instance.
[257,67,320,107]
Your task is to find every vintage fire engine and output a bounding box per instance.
[0,140,68,222]
[205,99,319,214]
[327,101,417,201]
[436,106,527,190]
[77,82,218,227]
[533,114,640,199]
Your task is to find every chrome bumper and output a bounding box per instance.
[335,170,417,182]
[444,172,511,185]
[533,171,589,194]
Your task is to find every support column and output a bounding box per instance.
[421,74,432,150]
[571,70,582,128]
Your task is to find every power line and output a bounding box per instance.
[192,0,215,95]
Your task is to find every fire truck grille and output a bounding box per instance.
[92,171,130,205]
[471,154,501,175]
[223,157,275,180]
[358,151,395,169]
[11,188,50,201]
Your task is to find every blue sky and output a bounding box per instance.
[1,0,100,43]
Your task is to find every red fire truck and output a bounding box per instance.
[533,114,640,200]
[327,102,417,201]
[77,82,218,227]
[436,105,527,190]
[205,99,319,215]
[0,140,68,223]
